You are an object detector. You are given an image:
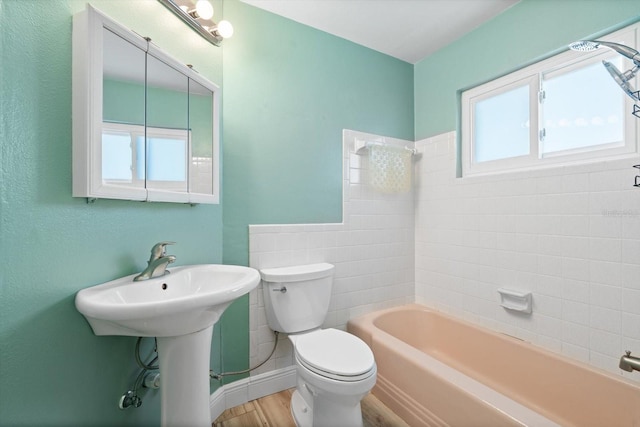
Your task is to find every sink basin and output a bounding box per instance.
[75,264,261,337]
[76,263,260,427]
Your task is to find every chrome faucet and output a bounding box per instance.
[619,351,640,372]
[133,242,176,282]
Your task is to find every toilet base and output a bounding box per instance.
[291,389,313,427]
[290,374,367,427]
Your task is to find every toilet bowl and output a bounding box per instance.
[259,263,377,427]
[289,329,377,427]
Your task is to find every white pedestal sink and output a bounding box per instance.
[75,264,261,427]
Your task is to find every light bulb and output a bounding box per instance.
[216,20,234,38]
[195,0,214,20]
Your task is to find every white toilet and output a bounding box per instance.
[260,263,377,427]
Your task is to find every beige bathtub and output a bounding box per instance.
[348,304,640,427]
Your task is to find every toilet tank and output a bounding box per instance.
[260,263,334,334]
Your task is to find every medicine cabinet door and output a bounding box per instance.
[73,5,220,204]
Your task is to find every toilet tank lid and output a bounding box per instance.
[259,263,334,283]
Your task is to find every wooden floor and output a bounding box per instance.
[213,389,409,427]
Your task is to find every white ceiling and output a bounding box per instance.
[241,0,520,64]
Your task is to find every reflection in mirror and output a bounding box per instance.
[102,125,141,185]
[189,79,214,195]
[102,28,146,189]
[73,5,220,204]
[146,55,189,194]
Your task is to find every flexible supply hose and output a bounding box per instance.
[210,331,279,380]
[135,337,159,370]
[121,332,278,408]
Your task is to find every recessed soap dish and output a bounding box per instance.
[498,288,532,314]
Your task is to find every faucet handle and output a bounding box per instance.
[626,350,632,357]
[150,241,176,258]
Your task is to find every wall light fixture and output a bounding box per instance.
[158,0,233,46]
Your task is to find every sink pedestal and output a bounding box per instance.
[156,325,214,427]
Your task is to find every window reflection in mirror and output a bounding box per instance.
[137,129,189,188]
[102,28,145,189]
[146,54,189,192]
[102,127,137,184]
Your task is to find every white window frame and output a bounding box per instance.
[461,22,640,177]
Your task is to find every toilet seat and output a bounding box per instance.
[294,329,375,382]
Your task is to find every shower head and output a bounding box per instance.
[568,40,600,52]
[602,60,640,102]
[569,39,640,102]
[569,40,640,66]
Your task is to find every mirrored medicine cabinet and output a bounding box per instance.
[72,5,220,204]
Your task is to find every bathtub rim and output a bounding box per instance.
[349,303,639,390]
[348,303,640,427]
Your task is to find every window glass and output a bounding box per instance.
[542,57,624,156]
[473,84,530,163]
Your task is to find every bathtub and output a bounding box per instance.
[347,304,640,427]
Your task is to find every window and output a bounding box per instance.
[461,23,639,176]
[102,123,189,191]
[540,59,625,157]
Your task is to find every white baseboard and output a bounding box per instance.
[209,366,297,421]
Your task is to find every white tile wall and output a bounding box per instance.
[246,128,640,384]
[248,130,415,375]
[415,131,640,381]
[190,157,213,192]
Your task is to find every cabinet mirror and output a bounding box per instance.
[73,5,220,204]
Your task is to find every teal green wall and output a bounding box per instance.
[0,1,223,425]
[0,0,413,424]
[414,0,640,140]
[104,80,145,125]
[221,0,414,261]
[219,1,414,382]
[104,79,213,155]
